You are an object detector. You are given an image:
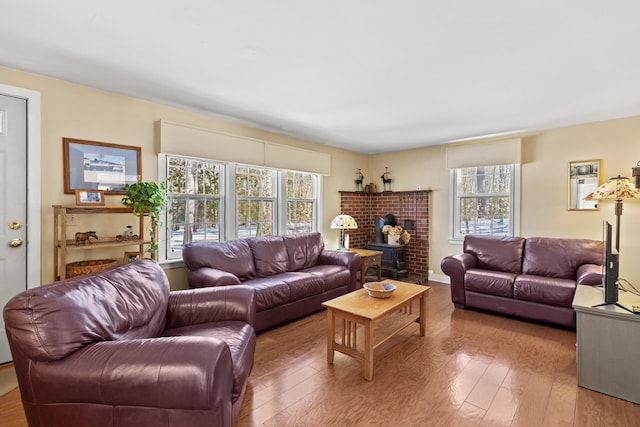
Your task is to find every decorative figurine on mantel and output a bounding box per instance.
[381,166,392,192]
[355,169,364,192]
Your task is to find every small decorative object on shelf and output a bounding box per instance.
[75,189,105,206]
[75,231,98,246]
[116,225,139,241]
[123,251,143,264]
[355,169,364,192]
[381,166,392,192]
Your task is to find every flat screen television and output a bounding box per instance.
[602,221,619,304]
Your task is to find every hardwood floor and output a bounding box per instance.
[1,282,639,426]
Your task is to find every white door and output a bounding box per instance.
[0,94,28,364]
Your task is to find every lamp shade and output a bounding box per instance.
[330,214,358,230]
[584,175,640,201]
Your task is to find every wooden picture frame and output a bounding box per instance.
[74,189,105,206]
[123,251,143,264]
[63,138,141,194]
[568,159,601,211]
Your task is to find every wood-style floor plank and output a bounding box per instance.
[1,281,639,426]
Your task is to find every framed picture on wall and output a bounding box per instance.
[63,138,141,194]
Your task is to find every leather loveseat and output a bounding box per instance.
[183,232,361,332]
[3,260,256,427]
[441,235,603,328]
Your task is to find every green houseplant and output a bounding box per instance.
[121,178,167,255]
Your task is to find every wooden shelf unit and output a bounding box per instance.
[53,205,149,280]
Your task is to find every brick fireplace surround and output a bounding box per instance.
[339,190,431,281]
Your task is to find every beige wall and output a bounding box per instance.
[371,117,640,285]
[3,65,640,289]
[0,66,368,289]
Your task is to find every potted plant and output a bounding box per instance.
[121,178,167,256]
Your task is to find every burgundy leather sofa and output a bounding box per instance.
[441,235,603,328]
[183,232,361,332]
[3,260,256,427]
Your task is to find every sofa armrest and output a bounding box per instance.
[188,267,242,288]
[25,338,234,414]
[319,250,361,291]
[576,263,603,286]
[166,285,256,329]
[441,253,477,306]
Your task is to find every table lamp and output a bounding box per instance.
[330,214,358,250]
[584,175,640,252]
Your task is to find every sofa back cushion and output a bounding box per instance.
[522,237,603,279]
[464,235,525,274]
[284,232,323,271]
[3,260,169,362]
[248,236,290,277]
[183,240,257,280]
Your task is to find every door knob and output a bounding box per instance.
[9,221,22,230]
[9,238,22,248]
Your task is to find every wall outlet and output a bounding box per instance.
[67,214,77,226]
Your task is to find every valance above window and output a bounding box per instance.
[159,119,331,175]
[445,138,522,169]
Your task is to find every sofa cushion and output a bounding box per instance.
[162,321,256,402]
[514,275,577,307]
[522,238,603,279]
[277,272,325,302]
[245,277,291,310]
[248,236,290,277]
[464,269,516,298]
[464,235,525,274]
[183,240,257,281]
[302,264,351,291]
[284,232,323,271]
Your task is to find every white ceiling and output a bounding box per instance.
[3,1,640,154]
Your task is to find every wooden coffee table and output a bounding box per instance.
[322,279,429,380]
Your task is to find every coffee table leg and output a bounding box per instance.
[364,318,374,380]
[419,293,426,336]
[327,308,335,364]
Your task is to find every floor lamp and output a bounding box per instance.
[584,175,640,252]
[330,214,358,250]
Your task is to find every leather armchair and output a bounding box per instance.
[3,260,256,427]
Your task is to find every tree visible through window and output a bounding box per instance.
[236,166,275,237]
[161,155,320,262]
[452,165,516,239]
[286,171,315,233]
[166,157,222,259]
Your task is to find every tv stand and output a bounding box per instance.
[592,301,635,314]
[572,285,640,404]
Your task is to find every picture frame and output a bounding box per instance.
[63,138,142,194]
[75,189,105,206]
[123,251,143,264]
[568,159,601,211]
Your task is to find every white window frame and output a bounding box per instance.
[158,154,322,264]
[449,164,520,244]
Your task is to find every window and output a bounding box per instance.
[166,157,224,259]
[450,164,520,241]
[159,154,321,262]
[235,166,275,238]
[285,171,316,234]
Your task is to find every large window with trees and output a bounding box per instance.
[235,166,275,238]
[160,154,320,262]
[285,171,316,233]
[451,164,520,241]
[166,157,224,259]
